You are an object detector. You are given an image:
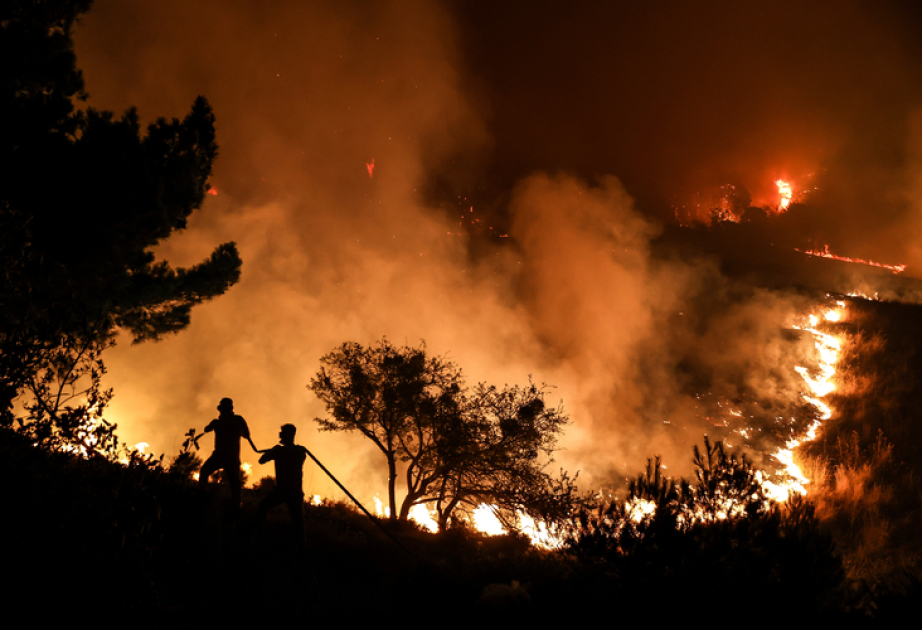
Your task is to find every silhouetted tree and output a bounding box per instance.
[309,338,572,529]
[688,435,765,522]
[1,0,241,446]
[309,339,463,520]
[427,381,573,530]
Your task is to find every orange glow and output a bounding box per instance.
[797,244,906,274]
[366,158,375,178]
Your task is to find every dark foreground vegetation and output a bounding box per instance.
[799,297,922,602]
[5,426,917,625]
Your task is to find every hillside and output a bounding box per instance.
[798,297,922,594]
[2,422,911,624]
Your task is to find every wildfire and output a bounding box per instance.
[323,300,849,545]
[761,301,845,502]
[373,495,389,518]
[796,244,906,274]
[368,495,564,547]
[472,504,507,536]
[847,290,880,301]
[776,179,793,210]
[626,497,657,524]
[408,504,439,533]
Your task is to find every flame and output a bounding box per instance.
[366,158,375,178]
[517,513,565,549]
[365,495,564,547]
[373,495,389,518]
[471,504,506,536]
[407,504,439,533]
[776,179,793,210]
[762,301,845,502]
[321,301,848,543]
[626,497,657,524]
[796,244,906,274]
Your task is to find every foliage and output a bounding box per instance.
[567,437,767,558]
[429,382,575,531]
[310,338,463,520]
[0,0,242,448]
[798,299,922,592]
[689,435,766,522]
[309,338,573,530]
[564,437,847,617]
[14,332,117,457]
[169,428,204,479]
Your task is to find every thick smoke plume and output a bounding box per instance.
[72,0,922,501]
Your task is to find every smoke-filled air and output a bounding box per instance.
[71,0,922,503]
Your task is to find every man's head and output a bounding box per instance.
[280,423,297,444]
[218,398,234,414]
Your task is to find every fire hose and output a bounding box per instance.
[191,428,413,555]
[303,447,414,557]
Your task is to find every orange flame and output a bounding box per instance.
[761,302,845,502]
[796,245,906,274]
[776,179,793,211]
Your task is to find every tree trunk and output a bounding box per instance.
[387,453,397,520]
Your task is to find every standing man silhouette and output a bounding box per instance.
[199,397,259,509]
[257,423,309,543]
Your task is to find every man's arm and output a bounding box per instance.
[239,416,260,452]
[258,447,276,465]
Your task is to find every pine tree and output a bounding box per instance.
[1,1,241,448]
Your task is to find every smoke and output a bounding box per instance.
[71,0,922,501]
[76,0,537,499]
[456,0,922,272]
[504,173,818,482]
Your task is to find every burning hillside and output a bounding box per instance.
[10,1,922,618]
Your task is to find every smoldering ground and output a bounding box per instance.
[70,0,922,501]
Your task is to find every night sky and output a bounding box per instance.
[71,0,922,499]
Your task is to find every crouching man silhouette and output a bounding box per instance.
[199,397,259,510]
[257,423,309,543]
